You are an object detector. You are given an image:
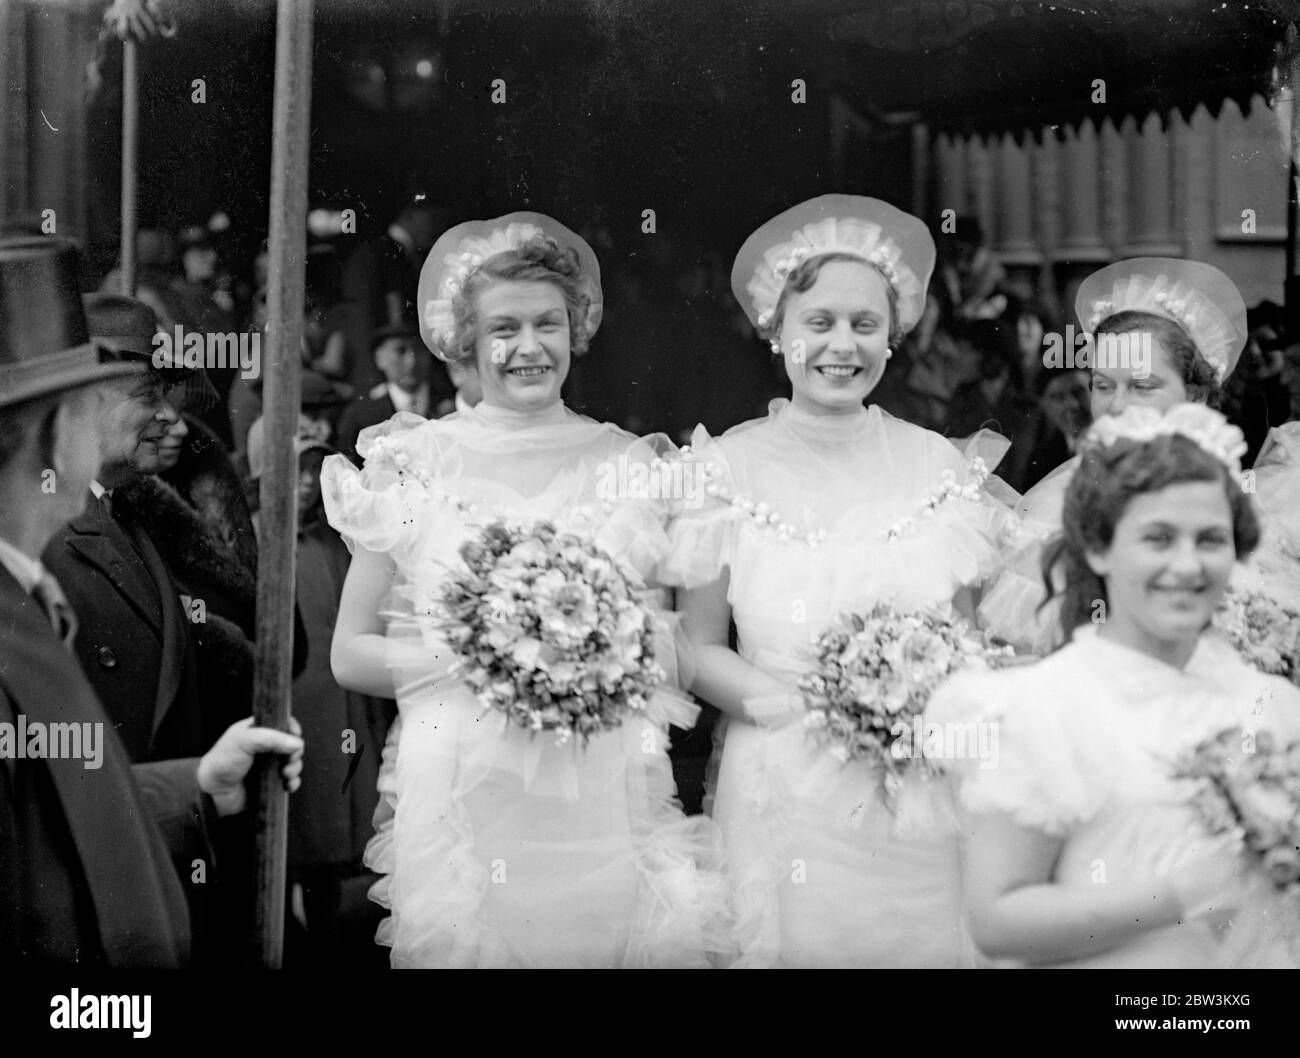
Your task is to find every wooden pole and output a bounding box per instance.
[251,0,313,968]
[120,37,137,296]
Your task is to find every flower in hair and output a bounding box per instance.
[1083,404,1248,484]
[1086,299,1115,331]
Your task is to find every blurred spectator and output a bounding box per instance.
[285,440,394,968]
[302,244,355,383]
[936,216,1008,323]
[98,227,184,328]
[230,366,350,485]
[172,225,241,447]
[1223,300,1292,466]
[341,195,451,393]
[942,318,1034,442]
[1005,364,1092,491]
[447,356,483,412]
[1279,341,1300,426]
[336,325,452,465]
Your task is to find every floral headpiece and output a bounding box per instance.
[1082,403,1249,486]
[1075,258,1248,382]
[731,195,936,336]
[416,212,603,361]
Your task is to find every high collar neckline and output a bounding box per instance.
[1070,623,1226,682]
[469,400,570,428]
[774,397,873,444]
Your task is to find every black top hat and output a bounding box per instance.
[0,238,143,409]
[369,322,422,355]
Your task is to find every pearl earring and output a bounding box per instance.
[770,340,782,356]
[884,347,893,359]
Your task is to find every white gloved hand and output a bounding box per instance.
[743,691,807,730]
[1167,835,1251,927]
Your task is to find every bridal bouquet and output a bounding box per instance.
[1212,587,1300,686]
[1173,727,1300,897]
[438,519,664,746]
[798,605,1012,803]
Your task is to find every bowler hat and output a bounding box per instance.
[0,238,143,409]
[84,292,161,359]
[84,292,221,412]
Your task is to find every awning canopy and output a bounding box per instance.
[798,0,1295,141]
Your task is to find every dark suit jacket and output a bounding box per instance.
[0,566,197,967]
[337,384,456,466]
[42,489,204,762]
[336,388,398,466]
[41,490,252,964]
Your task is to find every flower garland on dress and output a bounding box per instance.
[679,445,991,546]
[360,430,632,519]
[359,432,483,519]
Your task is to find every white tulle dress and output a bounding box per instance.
[976,455,1074,655]
[321,401,728,968]
[1237,422,1300,609]
[662,398,1016,967]
[929,626,1300,968]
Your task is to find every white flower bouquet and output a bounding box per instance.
[1212,586,1300,686]
[798,605,1012,805]
[1174,727,1300,896]
[438,519,665,745]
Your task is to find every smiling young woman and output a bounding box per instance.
[929,404,1300,969]
[978,257,1250,656]
[321,213,727,968]
[662,195,1018,967]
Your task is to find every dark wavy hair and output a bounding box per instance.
[1041,433,1260,639]
[448,233,592,365]
[1094,310,1222,407]
[760,252,905,350]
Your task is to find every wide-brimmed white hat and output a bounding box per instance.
[731,194,936,336]
[416,211,602,361]
[1075,258,1248,381]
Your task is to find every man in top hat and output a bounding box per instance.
[39,291,284,963]
[335,323,454,465]
[0,237,303,966]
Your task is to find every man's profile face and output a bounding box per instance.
[97,373,181,481]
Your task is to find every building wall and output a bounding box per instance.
[927,94,1289,321]
[1,0,100,245]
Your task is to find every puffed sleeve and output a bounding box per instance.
[976,458,1073,653]
[657,425,743,589]
[320,411,432,564]
[926,663,1110,836]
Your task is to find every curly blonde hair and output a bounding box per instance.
[447,234,592,365]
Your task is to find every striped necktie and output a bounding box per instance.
[32,571,78,650]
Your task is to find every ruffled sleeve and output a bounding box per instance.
[657,424,743,589]
[977,457,1074,653]
[320,411,433,564]
[907,424,1020,593]
[591,431,678,583]
[926,661,1109,836]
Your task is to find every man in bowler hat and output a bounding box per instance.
[0,236,303,966]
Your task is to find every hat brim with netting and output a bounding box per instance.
[1074,257,1248,381]
[731,194,937,337]
[416,211,602,361]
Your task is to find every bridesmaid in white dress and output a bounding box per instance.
[1237,422,1300,609]
[664,196,1016,967]
[323,213,726,967]
[979,258,1248,654]
[931,404,1300,968]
